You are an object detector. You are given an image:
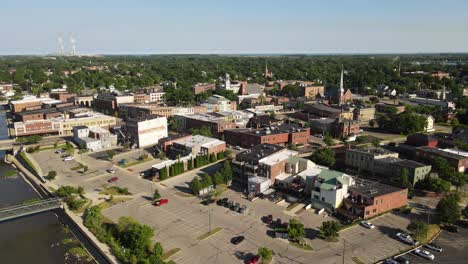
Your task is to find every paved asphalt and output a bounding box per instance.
[398,227,468,264]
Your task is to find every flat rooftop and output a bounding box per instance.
[237,144,285,161]
[350,178,405,198]
[348,148,397,156]
[127,114,164,123]
[173,135,224,149]
[418,146,468,160]
[14,108,60,116]
[259,149,298,166]
[227,123,306,136]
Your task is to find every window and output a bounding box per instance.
[365,211,370,215]
[313,195,319,199]
[372,209,377,213]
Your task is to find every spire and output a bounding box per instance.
[340,65,344,95]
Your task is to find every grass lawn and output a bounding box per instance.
[416,224,441,244]
[98,197,132,210]
[289,241,313,251]
[19,152,38,174]
[38,144,66,152]
[71,199,92,214]
[197,227,222,240]
[119,157,153,168]
[99,186,132,195]
[4,170,17,177]
[161,248,181,260]
[351,256,365,264]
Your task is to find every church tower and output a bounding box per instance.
[338,65,345,105]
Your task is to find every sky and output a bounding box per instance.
[1,0,468,55]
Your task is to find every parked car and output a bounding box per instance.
[63,156,74,161]
[443,224,459,233]
[414,249,435,260]
[227,200,234,208]
[230,236,244,245]
[425,243,442,252]
[384,259,399,264]
[107,176,119,183]
[360,221,375,229]
[55,149,64,154]
[217,198,228,206]
[154,199,168,206]
[106,168,115,173]
[201,199,215,206]
[247,255,259,264]
[266,215,273,225]
[396,232,419,246]
[233,202,240,212]
[394,256,411,264]
[238,205,247,214]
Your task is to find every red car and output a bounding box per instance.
[154,199,168,206]
[247,255,259,264]
[107,177,119,183]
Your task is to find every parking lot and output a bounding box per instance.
[397,228,468,264]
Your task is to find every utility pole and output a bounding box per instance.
[209,209,212,233]
[342,239,346,264]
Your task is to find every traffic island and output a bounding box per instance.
[197,227,223,240]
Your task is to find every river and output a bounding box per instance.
[0,107,93,264]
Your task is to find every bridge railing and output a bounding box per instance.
[0,197,63,221]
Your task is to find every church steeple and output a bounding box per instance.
[338,65,344,105]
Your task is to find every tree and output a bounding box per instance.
[107,150,116,160]
[159,167,168,180]
[212,172,224,186]
[152,242,163,258]
[287,219,305,241]
[355,135,368,144]
[463,205,468,218]
[257,247,273,262]
[415,177,450,193]
[84,205,103,229]
[310,148,335,167]
[117,216,154,257]
[153,189,161,202]
[408,220,429,240]
[436,194,461,224]
[190,178,202,195]
[400,168,412,191]
[371,139,381,147]
[318,221,341,241]
[323,134,334,146]
[48,170,57,180]
[222,160,233,182]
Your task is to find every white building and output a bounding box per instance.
[149,91,165,104]
[311,170,354,209]
[421,114,435,132]
[73,126,117,152]
[125,115,168,148]
[202,95,234,112]
[222,73,242,93]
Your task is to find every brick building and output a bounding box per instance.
[232,144,297,187]
[10,96,56,112]
[224,124,309,148]
[406,133,438,148]
[168,135,226,158]
[345,148,399,173]
[13,108,62,122]
[120,104,207,119]
[336,119,360,139]
[174,113,237,136]
[353,107,375,123]
[339,179,407,220]
[192,83,216,95]
[50,92,77,102]
[157,134,192,152]
[133,93,150,104]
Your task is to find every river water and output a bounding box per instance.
[0,107,92,264]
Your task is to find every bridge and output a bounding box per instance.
[0,135,69,151]
[0,197,63,222]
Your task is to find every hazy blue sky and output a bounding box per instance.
[1,0,467,54]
